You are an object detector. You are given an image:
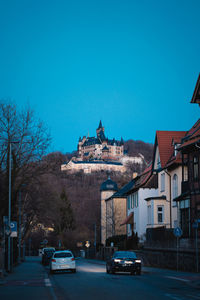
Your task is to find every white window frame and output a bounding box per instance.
[161,173,165,192]
[157,205,164,224]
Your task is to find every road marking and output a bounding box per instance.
[186,295,200,299]
[165,276,190,282]
[165,293,184,300]
[44,278,52,286]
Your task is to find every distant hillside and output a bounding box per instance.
[124,140,154,163]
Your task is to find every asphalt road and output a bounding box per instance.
[1,257,200,300]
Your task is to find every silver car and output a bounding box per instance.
[50,250,76,273]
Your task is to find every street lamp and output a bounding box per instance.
[7,141,19,272]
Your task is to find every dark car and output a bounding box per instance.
[106,251,141,275]
[42,248,55,266]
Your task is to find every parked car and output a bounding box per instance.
[42,250,55,266]
[50,250,76,274]
[106,251,141,275]
[41,247,55,265]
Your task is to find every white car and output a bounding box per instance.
[50,250,76,273]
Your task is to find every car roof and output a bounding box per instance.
[114,251,137,256]
[53,250,73,254]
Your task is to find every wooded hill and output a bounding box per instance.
[30,140,153,250]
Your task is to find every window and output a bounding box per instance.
[147,205,151,224]
[161,173,165,192]
[127,196,130,210]
[193,156,199,180]
[157,206,164,223]
[172,174,178,199]
[157,156,161,169]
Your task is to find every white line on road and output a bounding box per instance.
[165,276,190,282]
[44,278,52,286]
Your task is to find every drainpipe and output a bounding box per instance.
[165,170,172,229]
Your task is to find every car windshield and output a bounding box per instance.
[113,252,137,259]
[45,251,54,257]
[44,248,55,253]
[54,252,72,258]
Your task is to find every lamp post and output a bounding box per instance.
[8,141,19,272]
[18,189,22,263]
[7,142,12,272]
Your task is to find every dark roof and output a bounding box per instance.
[102,145,109,151]
[106,179,135,200]
[178,119,200,150]
[98,120,103,129]
[100,177,118,192]
[144,196,166,201]
[107,139,122,146]
[127,163,157,194]
[191,73,200,104]
[82,137,101,147]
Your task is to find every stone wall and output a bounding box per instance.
[136,247,199,272]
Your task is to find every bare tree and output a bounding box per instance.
[0,101,51,220]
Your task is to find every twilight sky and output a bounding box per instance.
[0,0,199,153]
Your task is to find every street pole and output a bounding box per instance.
[196,225,198,273]
[8,142,12,272]
[94,223,96,257]
[18,190,21,263]
[176,237,179,272]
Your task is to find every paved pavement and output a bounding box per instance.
[0,256,53,300]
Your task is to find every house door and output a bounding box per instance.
[180,208,190,237]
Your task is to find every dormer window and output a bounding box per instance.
[174,144,180,156]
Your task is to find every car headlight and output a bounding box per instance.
[114,259,121,263]
[135,259,141,263]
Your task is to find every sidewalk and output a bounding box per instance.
[0,256,52,300]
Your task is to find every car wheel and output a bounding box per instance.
[72,269,76,273]
[136,270,141,275]
[106,266,110,274]
[111,268,115,274]
[50,269,54,274]
[130,271,135,275]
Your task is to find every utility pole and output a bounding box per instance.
[18,190,21,263]
[8,142,12,272]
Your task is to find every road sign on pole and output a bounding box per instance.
[173,227,183,238]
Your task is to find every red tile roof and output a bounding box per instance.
[156,131,186,168]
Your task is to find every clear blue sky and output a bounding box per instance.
[0,0,199,153]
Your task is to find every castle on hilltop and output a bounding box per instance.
[61,121,143,174]
[78,121,124,161]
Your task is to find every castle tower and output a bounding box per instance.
[96,120,106,141]
[100,176,118,245]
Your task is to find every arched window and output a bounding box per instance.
[173,174,178,199]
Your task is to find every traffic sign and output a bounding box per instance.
[173,227,183,237]
[193,221,198,229]
[10,221,17,237]
[85,241,90,248]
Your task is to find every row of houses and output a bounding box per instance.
[100,74,200,246]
